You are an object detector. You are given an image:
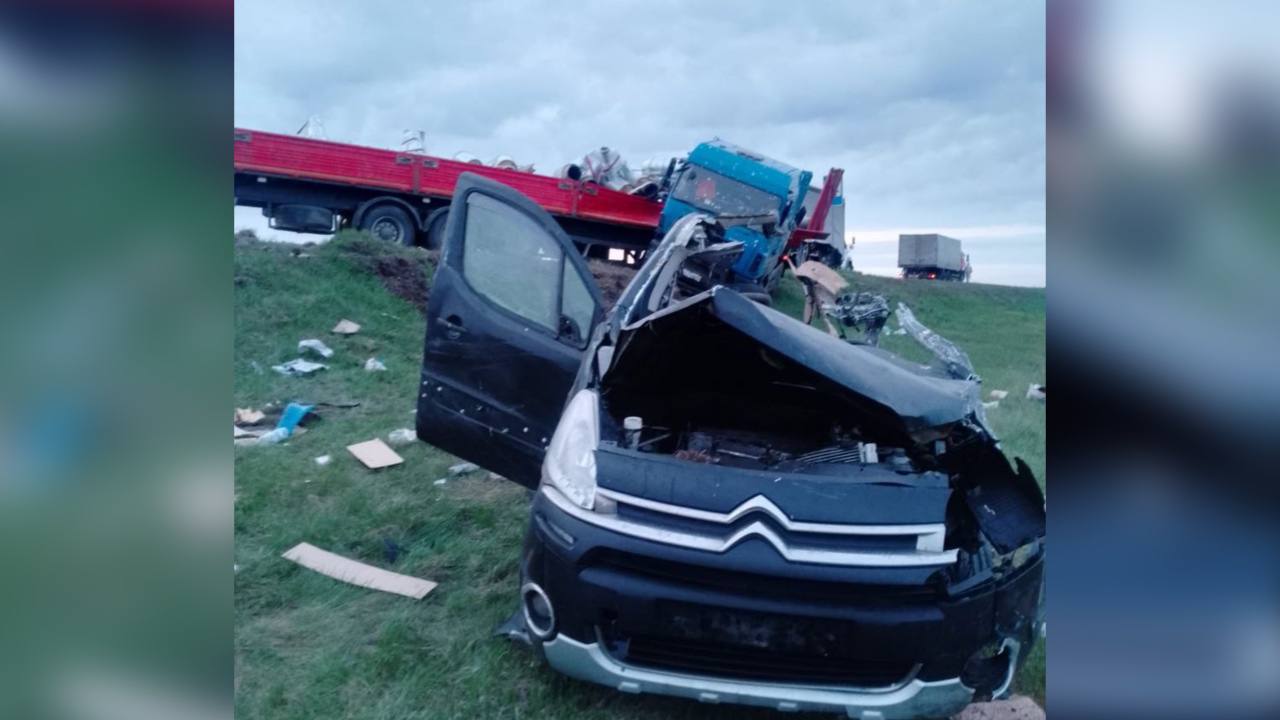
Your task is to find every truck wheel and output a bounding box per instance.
[361,205,416,246]
[424,207,449,250]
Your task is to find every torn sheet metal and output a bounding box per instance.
[894,302,977,381]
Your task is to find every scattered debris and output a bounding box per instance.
[387,428,417,445]
[364,357,387,372]
[298,338,334,358]
[314,455,331,466]
[256,427,291,445]
[951,695,1045,720]
[332,319,361,335]
[792,260,889,344]
[494,609,531,645]
[1026,383,1046,401]
[277,402,314,432]
[488,472,505,481]
[449,461,480,476]
[235,426,307,446]
[281,542,436,599]
[347,439,404,469]
[895,303,977,380]
[433,478,447,486]
[235,407,266,425]
[989,390,1009,400]
[273,358,327,376]
[892,327,907,335]
[250,360,264,374]
[983,400,1000,409]
[237,403,314,446]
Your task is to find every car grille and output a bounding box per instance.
[589,549,939,605]
[607,630,916,687]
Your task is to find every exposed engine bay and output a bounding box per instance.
[600,252,1045,583]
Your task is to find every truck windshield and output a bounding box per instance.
[671,167,780,218]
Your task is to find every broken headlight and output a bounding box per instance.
[543,389,599,510]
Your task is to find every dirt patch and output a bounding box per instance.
[587,259,638,308]
[952,696,1045,720]
[370,254,433,313]
[331,234,436,314]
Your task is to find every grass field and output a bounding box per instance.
[234,233,1045,719]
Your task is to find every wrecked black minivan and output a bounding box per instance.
[416,174,1045,719]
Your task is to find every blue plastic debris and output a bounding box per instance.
[257,402,314,445]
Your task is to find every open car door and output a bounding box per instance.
[416,173,605,488]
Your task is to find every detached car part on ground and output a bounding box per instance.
[416,174,1045,719]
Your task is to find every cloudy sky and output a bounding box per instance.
[235,0,1045,286]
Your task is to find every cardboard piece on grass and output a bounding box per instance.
[332,319,361,335]
[235,407,266,425]
[282,542,436,599]
[347,438,404,469]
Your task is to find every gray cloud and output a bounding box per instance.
[235,0,1044,284]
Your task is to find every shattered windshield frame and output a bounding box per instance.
[670,166,781,218]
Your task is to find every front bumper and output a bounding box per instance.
[544,633,976,720]
[525,486,1043,717]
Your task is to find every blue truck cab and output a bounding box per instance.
[659,140,812,289]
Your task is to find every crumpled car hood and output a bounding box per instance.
[608,287,981,432]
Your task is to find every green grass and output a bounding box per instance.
[235,235,1045,718]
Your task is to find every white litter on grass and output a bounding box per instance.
[892,327,907,335]
[989,389,1009,400]
[364,357,387,372]
[387,428,417,445]
[314,455,332,466]
[1026,383,1046,401]
[331,319,361,334]
[983,400,1000,409]
[298,338,334,358]
[256,427,291,445]
[273,358,327,376]
[433,478,447,486]
[449,462,480,476]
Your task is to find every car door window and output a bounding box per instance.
[560,261,595,347]
[462,193,562,331]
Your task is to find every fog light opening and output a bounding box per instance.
[521,582,556,640]
[961,637,1020,699]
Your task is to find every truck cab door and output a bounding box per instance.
[416,173,604,488]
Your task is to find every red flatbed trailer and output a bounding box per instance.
[234,128,842,265]
[233,128,661,255]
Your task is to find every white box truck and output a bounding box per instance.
[898,233,972,281]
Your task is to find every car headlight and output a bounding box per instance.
[542,389,598,509]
